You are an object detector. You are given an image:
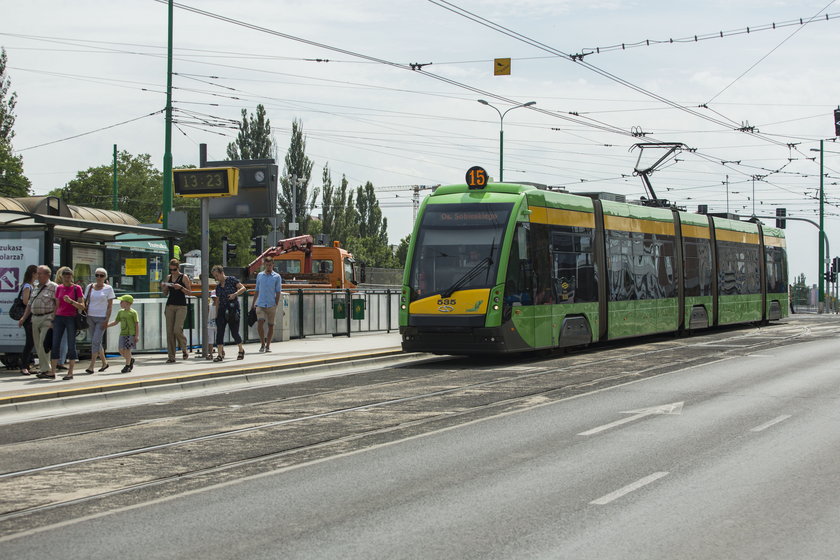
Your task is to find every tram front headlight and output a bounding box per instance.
[401,304,407,310]
[492,304,499,311]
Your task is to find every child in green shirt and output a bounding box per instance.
[107,295,139,373]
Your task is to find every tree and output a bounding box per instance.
[355,181,388,244]
[226,104,274,161]
[320,164,335,238]
[278,119,317,235]
[329,174,358,246]
[344,181,396,267]
[226,104,275,241]
[396,235,411,267]
[0,47,31,197]
[50,151,161,223]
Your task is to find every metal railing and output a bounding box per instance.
[82,289,400,354]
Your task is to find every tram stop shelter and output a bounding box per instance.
[0,196,182,355]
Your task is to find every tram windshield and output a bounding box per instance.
[409,203,513,299]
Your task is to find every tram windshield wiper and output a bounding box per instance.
[439,257,492,299]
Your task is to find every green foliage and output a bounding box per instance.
[791,272,809,307]
[356,181,388,244]
[278,119,318,235]
[0,47,30,197]
[344,236,398,268]
[0,141,30,197]
[226,104,275,243]
[340,181,396,267]
[396,235,411,267]
[53,151,161,222]
[226,104,274,160]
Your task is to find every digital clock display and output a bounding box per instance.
[173,167,239,198]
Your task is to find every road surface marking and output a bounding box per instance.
[750,414,792,432]
[578,401,684,436]
[591,472,670,505]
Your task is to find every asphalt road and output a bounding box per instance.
[2,316,839,559]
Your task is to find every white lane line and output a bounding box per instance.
[750,414,792,432]
[590,472,669,505]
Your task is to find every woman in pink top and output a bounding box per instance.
[46,266,85,380]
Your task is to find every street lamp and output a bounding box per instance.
[810,142,826,311]
[477,99,536,182]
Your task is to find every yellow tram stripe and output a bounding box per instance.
[681,224,711,239]
[763,235,786,248]
[603,215,675,236]
[715,229,760,244]
[529,207,595,228]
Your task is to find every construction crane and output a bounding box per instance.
[374,185,439,223]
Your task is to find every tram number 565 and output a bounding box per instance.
[466,166,488,190]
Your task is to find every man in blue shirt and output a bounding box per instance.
[252,256,283,352]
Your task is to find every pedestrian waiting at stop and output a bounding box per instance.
[107,294,139,373]
[251,255,283,353]
[162,258,192,363]
[18,265,57,376]
[83,267,114,374]
[210,264,245,362]
[46,266,85,380]
[16,265,38,375]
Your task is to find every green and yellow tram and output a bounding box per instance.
[399,180,787,354]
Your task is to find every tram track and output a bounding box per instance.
[0,320,831,535]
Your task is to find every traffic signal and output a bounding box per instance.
[250,236,265,256]
[226,242,237,262]
[824,271,836,284]
[775,207,786,229]
[834,108,840,137]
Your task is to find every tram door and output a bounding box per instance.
[504,223,535,343]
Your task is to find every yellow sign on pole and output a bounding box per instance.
[125,258,148,276]
[494,58,511,76]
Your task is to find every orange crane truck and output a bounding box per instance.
[245,235,364,289]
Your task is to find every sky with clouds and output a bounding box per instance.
[2,0,839,283]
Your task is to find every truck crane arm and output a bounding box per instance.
[247,234,314,277]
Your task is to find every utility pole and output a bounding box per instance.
[112,144,118,211]
[289,175,298,236]
[819,139,825,312]
[161,0,174,232]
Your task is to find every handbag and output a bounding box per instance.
[75,312,89,331]
[9,287,26,321]
[225,305,240,324]
[247,307,258,327]
[75,284,91,331]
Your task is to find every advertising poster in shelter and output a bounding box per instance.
[0,236,42,350]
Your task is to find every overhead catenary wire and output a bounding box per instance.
[571,11,839,58]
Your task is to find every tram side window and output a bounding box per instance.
[549,226,597,303]
[765,246,787,294]
[717,241,761,295]
[683,238,712,297]
[529,223,554,304]
[606,229,676,300]
[607,230,634,301]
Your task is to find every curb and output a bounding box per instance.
[0,349,433,418]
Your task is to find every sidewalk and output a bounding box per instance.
[0,332,403,405]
